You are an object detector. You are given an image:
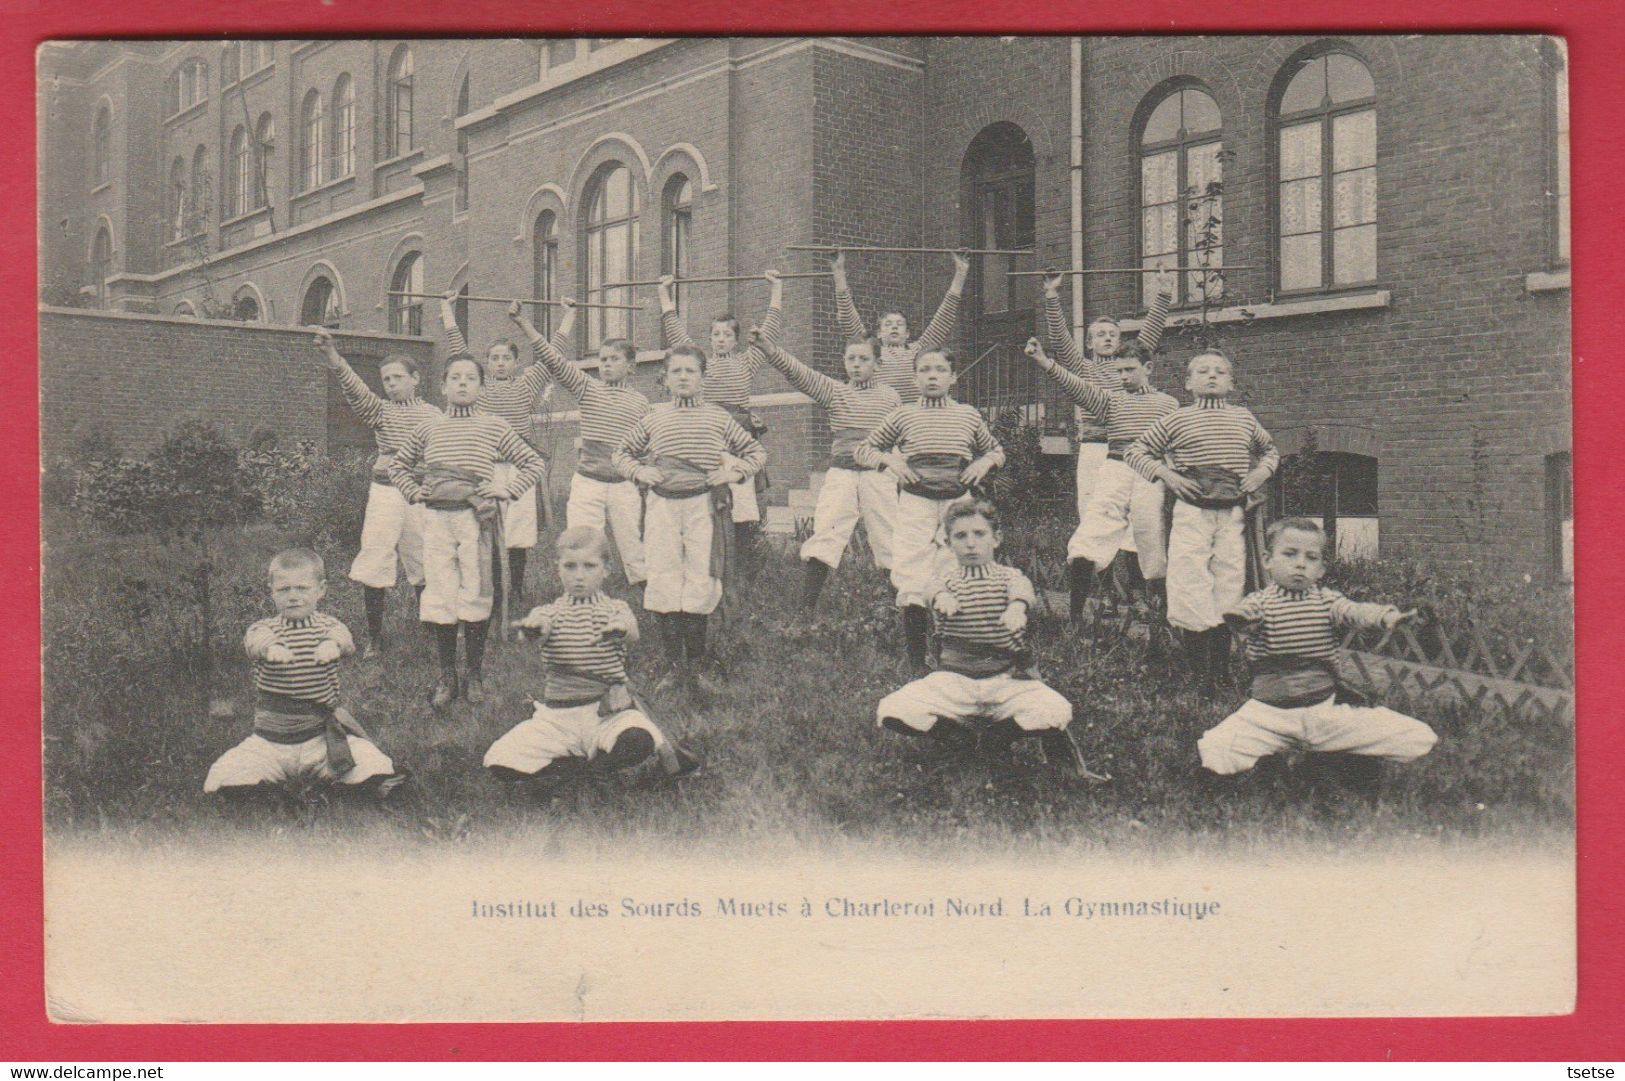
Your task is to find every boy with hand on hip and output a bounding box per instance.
[1198,517,1438,801]
[875,500,1103,779]
[485,526,698,786]
[1124,350,1279,693]
[205,549,404,798]
[508,299,650,589]
[855,350,1004,675]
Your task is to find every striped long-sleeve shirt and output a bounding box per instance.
[243,612,352,707]
[388,405,548,502]
[932,563,1038,677]
[1044,289,1170,442]
[446,323,556,444]
[526,331,650,468]
[1230,584,1398,707]
[836,283,961,400]
[532,591,633,703]
[1037,364,1180,457]
[613,396,766,482]
[1124,398,1279,492]
[331,362,443,467]
[760,341,901,468]
[661,306,781,410]
[853,397,1003,469]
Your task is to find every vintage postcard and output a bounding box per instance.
[37,34,1574,1022]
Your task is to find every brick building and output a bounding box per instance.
[37,36,1572,574]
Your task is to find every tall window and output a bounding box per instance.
[254,113,274,210]
[1548,41,1570,267]
[454,284,470,343]
[964,122,1035,320]
[233,290,261,322]
[302,275,341,329]
[546,40,576,70]
[190,145,208,231]
[246,41,273,73]
[222,42,241,86]
[1274,50,1377,293]
[167,158,186,243]
[301,90,325,191]
[166,59,207,116]
[1140,85,1224,307]
[583,163,639,349]
[533,210,559,338]
[389,253,425,336]
[1547,451,1573,581]
[386,46,415,159]
[332,74,355,178]
[92,105,111,187]
[227,126,249,218]
[90,227,112,308]
[455,75,471,213]
[662,175,693,316]
[1273,450,1380,560]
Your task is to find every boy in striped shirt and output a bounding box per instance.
[485,527,698,784]
[205,549,403,796]
[613,344,766,694]
[1124,350,1280,692]
[316,329,442,658]
[855,351,1004,674]
[657,271,782,547]
[876,501,1100,777]
[390,355,548,708]
[1036,270,1174,621]
[508,300,649,588]
[831,250,971,401]
[439,293,554,607]
[749,326,901,611]
[1199,518,1437,799]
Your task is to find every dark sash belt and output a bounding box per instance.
[252,691,370,775]
[900,453,970,501]
[576,439,626,485]
[936,635,1036,680]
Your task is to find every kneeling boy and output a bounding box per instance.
[875,500,1103,778]
[485,527,698,783]
[205,549,403,796]
[1198,517,1438,798]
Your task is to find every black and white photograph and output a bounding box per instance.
[37,35,1575,1022]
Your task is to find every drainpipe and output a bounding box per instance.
[1070,36,1085,341]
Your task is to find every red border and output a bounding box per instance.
[5,0,1621,1062]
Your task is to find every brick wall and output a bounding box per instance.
[40,307,438,460]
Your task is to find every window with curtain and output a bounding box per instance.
[92,106,110,187]
[167,158,186,243]
[389,253,424,336]
[1139,85,1224,307]
[253,113,274,209]
[227,126,249,218]
[332,74,355,178]
[533,209,559,339]
[663,174,693,316]
[583,163,639,349]
[1274,50,1377,293]
[301,90,326,191]
[386,46,415,159]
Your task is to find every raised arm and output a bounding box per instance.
[1041,276,1101,379]
[316,328,385,429]
[830,251,869,342]
[735,270,785,377]
[511,300,588,399]
[751,328,838,407]
[1023,335,1111,418]
[1134,269,1175,357]
[914,251,970,351]
[440,291,468,356]
[657,275,698,352]
[1326,590,1404,631]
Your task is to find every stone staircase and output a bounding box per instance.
[764,470,825,536]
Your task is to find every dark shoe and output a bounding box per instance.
[653,669,686,697]
[1041,729,1111,782]
[664,742,703,778]
[430,678,458,710]
[692,664,728,699]
[359,637,386,662]
[370,768,411,800]
[926,716,979,752]
[463,673,487,704]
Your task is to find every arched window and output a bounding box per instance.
[1139,84,1224,307]
[959,122,1036,414]
[332,74,355,178]
[386,46,415,159]
[1274,49,1377,293]
[454,283,470,343]
[227,126,249,218]
[91,105,111,187]
[90,227,112,308]
[254,113,275,210]
[189,145,208,230]
[173,301,197,318]
[221,42,241,86]
[532,209,559,338]
[582,163,639,349]
[233,289,262,322]
[1273,448,1380,560]
[167,158,186,243]
[389,252,425,336]
[455,75,471,212]
[166,58,208,117]
[662,174,693,316]
[301,89,326,191]
[302,275,341,329]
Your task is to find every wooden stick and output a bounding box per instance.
[600,272,835,289]
[1006,265,1259,278]
[788,244,1033,256]
[388,291,644,312]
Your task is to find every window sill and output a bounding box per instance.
[163,100,208,126]
[221,205,271,230]
[1122,289,1391,331]
[163,232,207,250]
[411,153,455,178]
[293,173,356,201]
[1525,269,1570,294]
[376,148,425,172]
[222,65,275,94]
